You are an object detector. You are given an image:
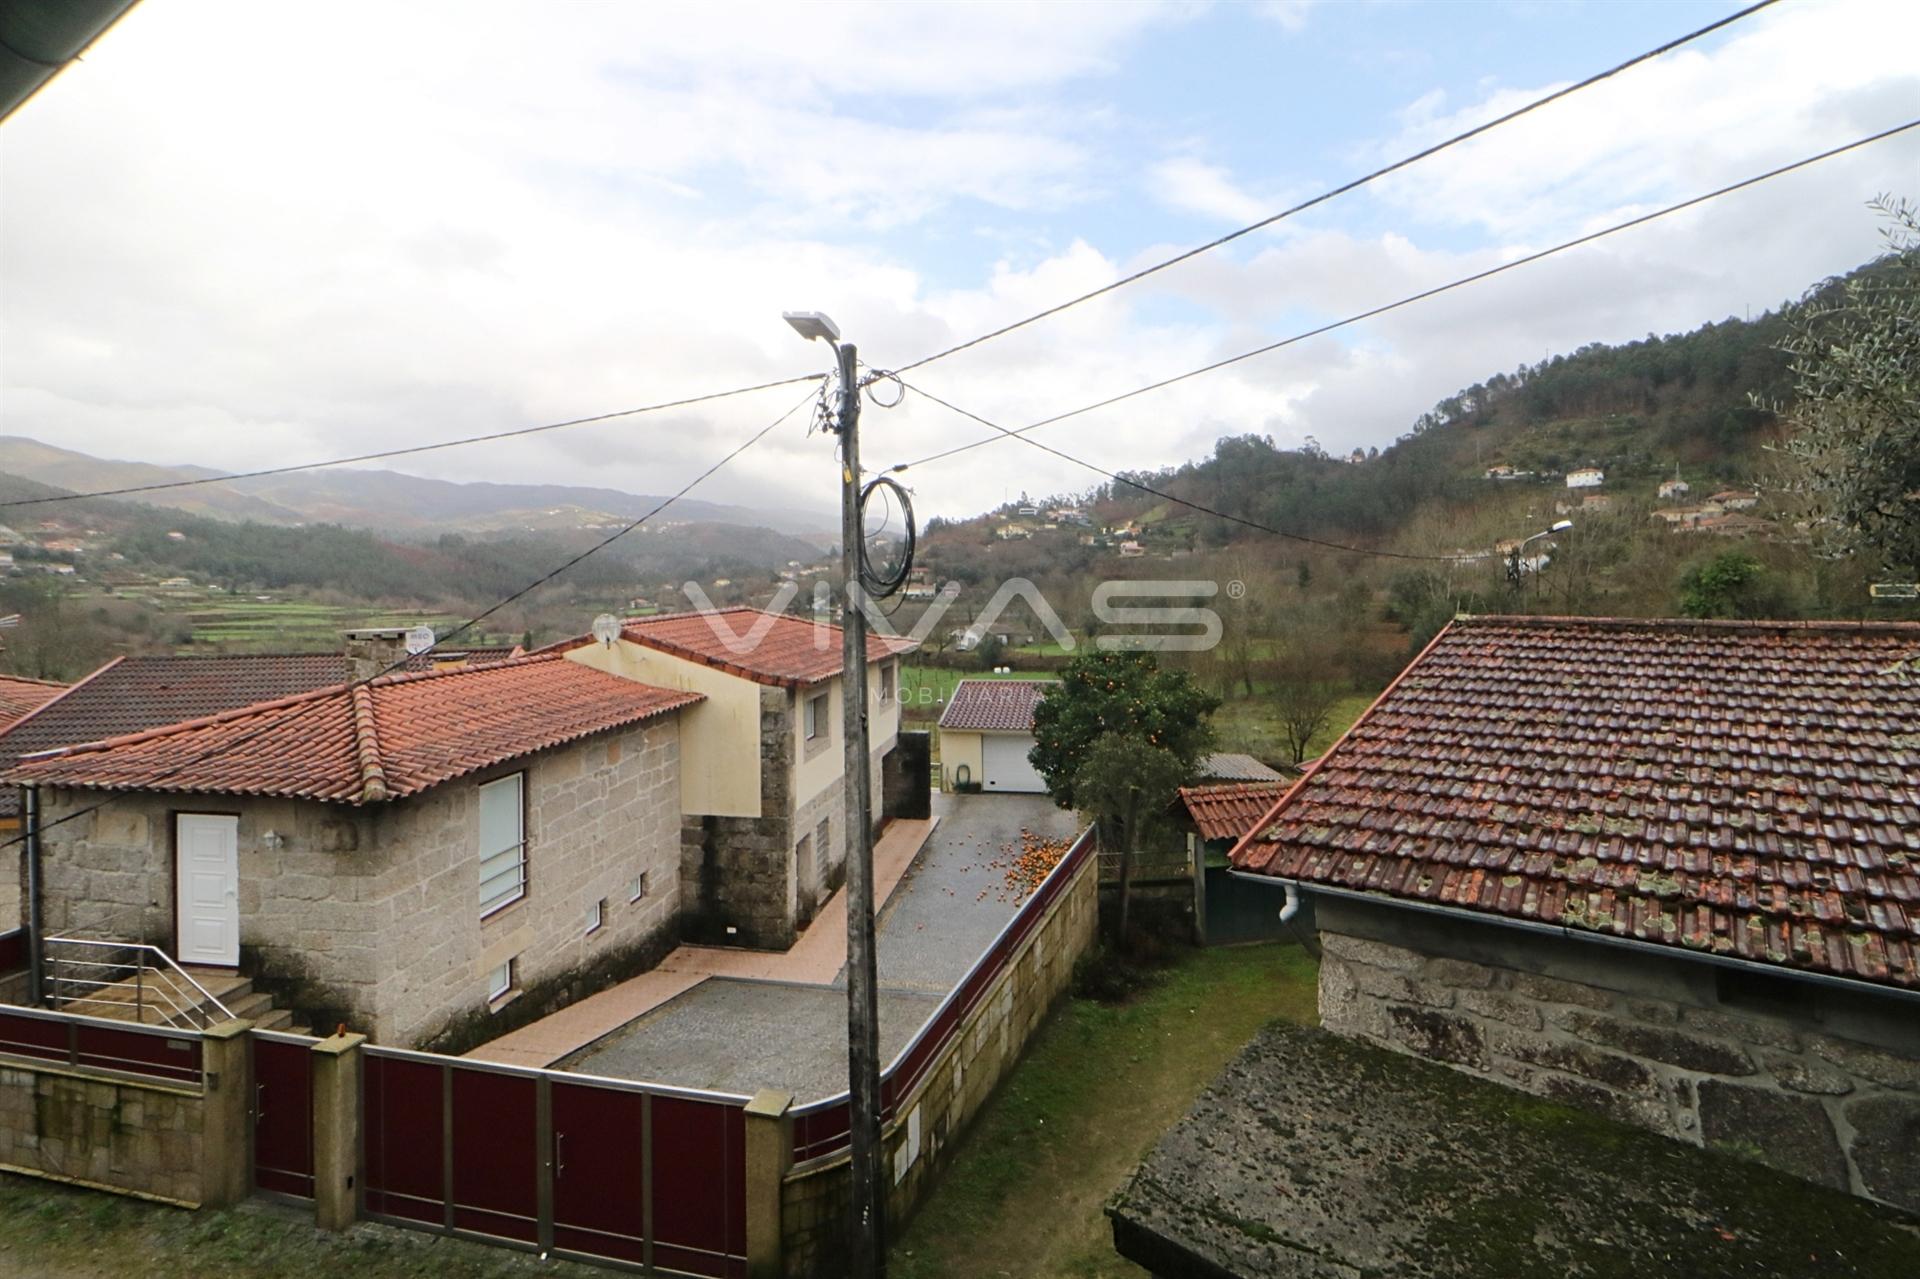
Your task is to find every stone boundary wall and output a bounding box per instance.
[1318,925,1920,1212]
[0,1018,248,1208]
[777,850,1098,1276]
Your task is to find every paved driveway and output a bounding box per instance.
[855,791,1081,993]
[547,793,1085,1101]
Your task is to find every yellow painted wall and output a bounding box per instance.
[941,729,982,791]
[793,657,904,810]
[564,639,763,817]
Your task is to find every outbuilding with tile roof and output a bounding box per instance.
[1228,615,1920,1212]
[936,678,1056,794]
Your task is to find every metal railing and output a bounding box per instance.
[43,936,235,1030]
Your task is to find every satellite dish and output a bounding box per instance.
[404,625,435,656]
[591,613,623,646]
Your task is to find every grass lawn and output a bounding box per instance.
[1212,688,1376,765]
[0,1180,603,1279]
[892,942,1320,1279]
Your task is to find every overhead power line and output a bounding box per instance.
[3,386,819,853]
[0,372,825,509]
[888,117,1920,474]
[891,0,1783,377]
[894,377,1464,563]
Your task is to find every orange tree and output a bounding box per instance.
[1029,650,1218,938]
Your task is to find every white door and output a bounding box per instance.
[175,814,239,966]
[982,734,1047,793]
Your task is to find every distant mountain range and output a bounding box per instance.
[0,436,835,540]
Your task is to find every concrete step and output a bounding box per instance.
[252,1007,295,1032]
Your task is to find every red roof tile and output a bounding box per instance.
[1179,782,1289,842]
[938,679,1056,731]
[580,608,915,688]
[0,653,354,817]
[6,654,701,804]
[0,675,66,731]
[1231,616,1920,992]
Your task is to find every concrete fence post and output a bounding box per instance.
[310,1032,366,1231]
[744,1088,794,1279]
[199,1018,254,1208]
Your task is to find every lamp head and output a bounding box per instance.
[1551,519,1574,533]
[782,311,841,344]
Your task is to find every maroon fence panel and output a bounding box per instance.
[450,1066,540,1244]
[651,1093,748,1279]
[0,928,25,976]
[363,1052,446,1225]
[790,1097,852,1164]
[0,1007,68,1065]
[252,1035,314,1198]
[550,1080,649,1266]
[73,1021,201,1084]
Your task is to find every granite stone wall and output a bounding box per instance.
[681,685,800,949]
[1315,897,1920,1213]
[33,718,685,1049]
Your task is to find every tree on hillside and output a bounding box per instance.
[1677,551,1788,619]
[1776,196,1920,575]
[1030,651,1218,939]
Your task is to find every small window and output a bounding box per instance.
[877,663,895,703]
[806,692,829,741]
[629,871,650,903]
[487,958,515,1003]
[586,897,605,935]
[478,774,527,916]
[817,816,832,864]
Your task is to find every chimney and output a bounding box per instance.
[342,627,410,681]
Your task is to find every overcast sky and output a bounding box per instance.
[2,0,1916,520]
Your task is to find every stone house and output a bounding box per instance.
[8,655,700,1049]
[550,607,912,950]
[1229,615,1920,1212]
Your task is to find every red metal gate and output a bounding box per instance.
[251,1031,315,1199]
[362,1047,748,1277]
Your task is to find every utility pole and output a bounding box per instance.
[836,336,886,1278]
[786,311,885,1276]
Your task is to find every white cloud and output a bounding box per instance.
[0,0,1914,529]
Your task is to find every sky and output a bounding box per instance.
[1,0,1916,522]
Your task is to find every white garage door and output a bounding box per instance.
[982,733,1047,793]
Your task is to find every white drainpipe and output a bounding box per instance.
[1277,882,1301,924]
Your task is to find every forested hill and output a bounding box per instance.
[1081,298,1798,550]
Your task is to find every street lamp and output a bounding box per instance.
[1507,520,1573,591]
[786,309,886,1278]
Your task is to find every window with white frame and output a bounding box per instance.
[877,662,895,703]
[629,871,650,903]
[478,774,526,916]
[805,691,829,741]
[487,957,515,1003]
[586,897,605,935]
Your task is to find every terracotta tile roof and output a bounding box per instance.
[0,653,353,817]
[1179,782,1289,843]
[937,679,1056,731]
[1199,752,1285,783]
[562,608,915,688]
[0,675,66,731]
[6,654,701,805]
[1231,616,1920,992]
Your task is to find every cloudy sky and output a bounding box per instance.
[2,0,1916,520]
